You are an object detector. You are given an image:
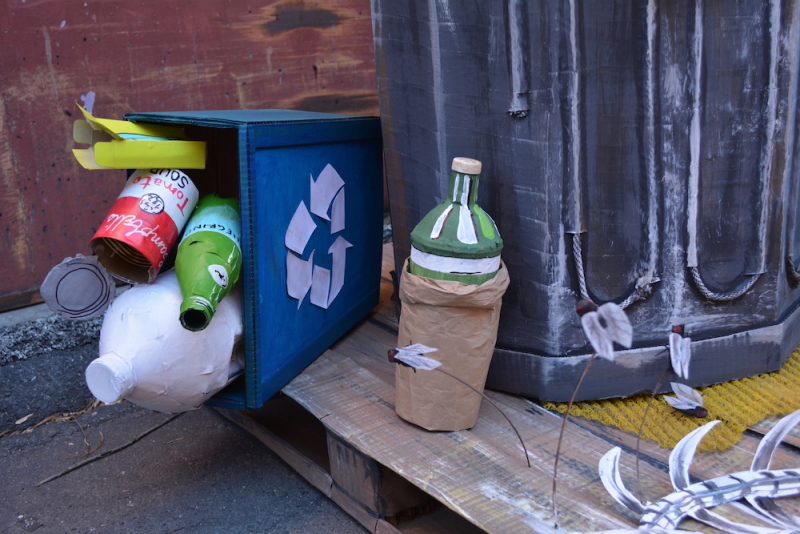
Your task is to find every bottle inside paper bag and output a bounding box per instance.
[396,156,508,431]
[85,270,243,413]
[409,157,503,284]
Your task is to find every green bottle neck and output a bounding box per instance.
[179,296,215,332]
[448,171,480,207]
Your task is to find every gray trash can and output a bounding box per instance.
[373,0,800,400]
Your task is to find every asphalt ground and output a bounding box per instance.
[0,308,364,533]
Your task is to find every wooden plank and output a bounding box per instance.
[282,350,638,533]
[327,431,433,517]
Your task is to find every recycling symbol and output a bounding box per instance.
[284,164,353,309]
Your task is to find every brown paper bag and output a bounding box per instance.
[395,259,510,431]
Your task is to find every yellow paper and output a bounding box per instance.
[77,105,185,140]
[72,105,206,169]
[72,148,104,170]
[94,140,206,169]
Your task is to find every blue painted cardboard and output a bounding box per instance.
[126,110,383,409]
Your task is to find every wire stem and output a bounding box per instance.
[552,353,596,523]
[434,368,531,468]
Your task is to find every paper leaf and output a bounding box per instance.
[596,303,633,348]
[397,343,438,355]
[664,395,699,412]
[666,421,775,533]
[670,382,703,408]
[393,352,442,371]
[669,332,692,380]
[580,313,615,360]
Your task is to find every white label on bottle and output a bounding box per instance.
[208,264,229,288]
[410,246,500,275]
[182,204,242,252]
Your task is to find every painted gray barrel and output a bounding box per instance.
[373,0,800,400]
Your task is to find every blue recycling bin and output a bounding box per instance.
[125,110,384,410]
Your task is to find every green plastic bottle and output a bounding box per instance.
[175,195,242,331]
[409,157,503,284]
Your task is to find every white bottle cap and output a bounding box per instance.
[85,353,135,404]
[451,157,482,175]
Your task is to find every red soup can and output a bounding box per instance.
[92,169,199,283]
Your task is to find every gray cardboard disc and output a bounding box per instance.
[40,254,115,320]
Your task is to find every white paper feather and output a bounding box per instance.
[597,410,800,532]
[669,332,692,379]
[580,303,632,360]
[664,382,704,412]
[598,447,646,517]
[597,303,633,348]
[393,344,442,371]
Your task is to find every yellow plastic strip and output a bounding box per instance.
[72,148,103,170]
[94,140,206,169]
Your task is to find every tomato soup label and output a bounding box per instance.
[92,169,200,272]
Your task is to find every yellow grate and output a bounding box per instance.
[542,348,800,452]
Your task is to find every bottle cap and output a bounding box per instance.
[85,353,135,404]
[451,157,482,175]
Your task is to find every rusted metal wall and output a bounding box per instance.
[0,0,377,310]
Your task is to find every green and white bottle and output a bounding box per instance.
[409,157,503,284]
[175,195,242,331]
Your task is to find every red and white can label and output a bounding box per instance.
[92,169,200,272]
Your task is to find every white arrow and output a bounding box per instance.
[327,235,353,306]
[330,187,345,234]
[286,250,314,307]
[310,164,344,221]
[285,201,316,255]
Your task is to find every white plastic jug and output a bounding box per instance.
[85,270,243,413]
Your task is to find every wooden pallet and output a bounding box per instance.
[219,245,800,533]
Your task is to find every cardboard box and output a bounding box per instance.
[125,110,383,409]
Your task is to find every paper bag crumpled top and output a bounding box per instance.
[395,259,510,431]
